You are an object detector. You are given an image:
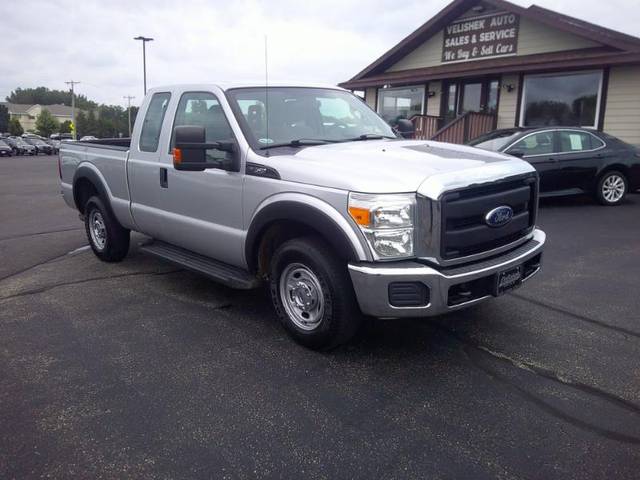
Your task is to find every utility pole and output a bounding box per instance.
[123,95,135,137]
[133,36,154,94]
[65,80,81,140]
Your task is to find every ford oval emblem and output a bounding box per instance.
[485,206,513,228]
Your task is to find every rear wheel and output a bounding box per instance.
[596,170,627,206]
[269,237,362,350]
[84,195,130,262]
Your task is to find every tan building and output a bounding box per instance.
[1,102,74,133]
[340,0,640,146]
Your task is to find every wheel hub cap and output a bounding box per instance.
[279,263,325,331]
[89,210,107,250]
[602,175,625,203]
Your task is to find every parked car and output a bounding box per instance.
[60,83,545,350]
[0,139,12,156]
[80,135,97,141]
[24,137,53,155]
[2,137,24,155]
[14,137,36,155]
[49,139,61,154]
[468,127,640,206]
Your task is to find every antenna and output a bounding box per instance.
[264,34,269,157]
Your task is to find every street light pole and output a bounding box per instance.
[65,80,81,140]
[123,96,135,137]
[133,36,154,95]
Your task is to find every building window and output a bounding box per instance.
[377,86,425,125]
[520,71,602,129]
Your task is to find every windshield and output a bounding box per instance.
[226,87,396,150]
[0,140,7,147]
[469,130,522,151]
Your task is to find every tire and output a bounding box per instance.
[269,236,363,350]
[84,195,130,262]
[596,170,628,206]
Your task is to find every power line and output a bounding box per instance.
[65,80,81,140]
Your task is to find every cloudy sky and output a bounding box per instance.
[2,0,638,108]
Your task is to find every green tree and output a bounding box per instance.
[75,111,88,138]
[6,86,97,110]
[8,117,24,136]
[86,110,98,136]
[0,104,9,132]
[35,109,60,137]
[59,120,72,134]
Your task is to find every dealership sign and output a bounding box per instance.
[442,12,519,62]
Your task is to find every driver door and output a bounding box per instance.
[157,90,245,268]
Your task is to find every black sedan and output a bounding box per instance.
[24,138,53,155]
[2,137,23,155]
[10,137,36,155]
[469,127,640,206]
[0,139,12,156]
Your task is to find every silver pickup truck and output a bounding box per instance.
[60,83,545,349]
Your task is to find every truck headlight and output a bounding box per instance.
[348,192,415,259]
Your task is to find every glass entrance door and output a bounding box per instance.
[460,82,483,113]
[443,78,500,120]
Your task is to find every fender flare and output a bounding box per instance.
[72,163,113,213]
[245,196,370,271]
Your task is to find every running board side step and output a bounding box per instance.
[139,240,261,290]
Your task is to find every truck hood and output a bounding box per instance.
[261,139,535,196]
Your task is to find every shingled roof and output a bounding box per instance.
[340,0,640,88]
[0,102,75,117]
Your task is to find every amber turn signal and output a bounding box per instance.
[348,206,371,227]
[172,147,182,164]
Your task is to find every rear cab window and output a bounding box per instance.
[140,92,171,152]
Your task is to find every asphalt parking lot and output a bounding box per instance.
[1,154,639,479]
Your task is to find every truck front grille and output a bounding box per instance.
[440,176,537,260]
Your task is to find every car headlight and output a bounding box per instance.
[348,192,416,259]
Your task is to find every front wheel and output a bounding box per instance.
[84,195,130,262]
[596,170,628,206]
[269,237,363,350]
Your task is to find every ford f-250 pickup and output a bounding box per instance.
[60,83,545,349]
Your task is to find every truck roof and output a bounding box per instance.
[147,82,347,93]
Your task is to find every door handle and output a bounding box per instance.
[160,167,168,188]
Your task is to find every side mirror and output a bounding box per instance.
[173,125,237,171]
[508,149,526,158]
[394,118,415,139]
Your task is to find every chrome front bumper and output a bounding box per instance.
[348,229,545,318]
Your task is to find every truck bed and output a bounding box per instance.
[77,138,131,151]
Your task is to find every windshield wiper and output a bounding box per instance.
[342,134,396,141]
[259,138,338,150]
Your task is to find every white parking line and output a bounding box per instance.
[68,245,90,255]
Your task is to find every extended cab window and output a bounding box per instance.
[140,92,171,152]
[508,131,554,156]
[557,131,603,152]
[171,92,234,161]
